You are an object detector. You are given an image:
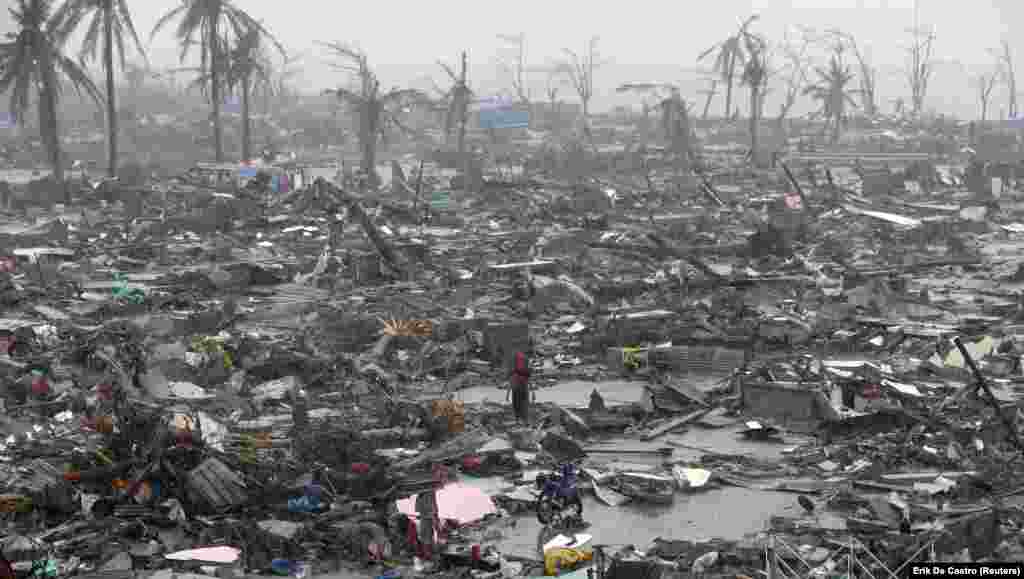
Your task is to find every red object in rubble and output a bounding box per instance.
[0,256,15,273]
[462,455,482,471]
[31,376,50,396]
[0,335,13,354]
[862,384,882,399]
[350,462,370,474]
[175,429,195,447]
[96,383,113,400]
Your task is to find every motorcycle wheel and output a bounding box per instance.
[567,495,584,519]
[536,496,556,524]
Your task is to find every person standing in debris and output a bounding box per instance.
[508,351,532,423]
[415,463,447,566]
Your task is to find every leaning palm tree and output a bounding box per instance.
[151,0,276,163]
[0,0,102,185]
[320,42,427,190]
[699,14,759,119]
[803,47,858,144]
[51,0,146,178]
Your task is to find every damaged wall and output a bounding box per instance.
[738,378,839,432]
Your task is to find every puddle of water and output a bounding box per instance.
[498,487,799,559]
[465,424,812,559]
[457,380,646,408]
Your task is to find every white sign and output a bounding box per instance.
[992,177,1003,199]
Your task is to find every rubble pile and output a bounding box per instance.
[3,135,1024,579]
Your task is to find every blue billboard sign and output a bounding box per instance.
[223,96,241,114]
[475,96,529,130]
[1006,113,1024,129]
[479,108,530,130]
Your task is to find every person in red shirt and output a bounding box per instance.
[508,352,532,423]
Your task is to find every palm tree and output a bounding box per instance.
[699,15,759,119]
[151,0,275,163]
[176,31,275,161]
[740,32,769,160]
[320,42,427,190]
[52,0,145,178]
[0,0,102,185]
[224,29,272,162]
[803,47,858,144]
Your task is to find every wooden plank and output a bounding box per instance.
[641,409,709,441]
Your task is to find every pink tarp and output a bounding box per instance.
[165,546,241,564]
[396,482,496,524]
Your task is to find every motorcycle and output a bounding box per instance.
[535,463,583,525]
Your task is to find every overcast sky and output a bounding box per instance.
[3,0,1021,118]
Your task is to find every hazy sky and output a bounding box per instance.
[3,0,1022,118]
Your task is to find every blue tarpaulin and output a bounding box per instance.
[0,112,14,129]
[479,107,529,130]
[238,166,258,179]
[1006,114,1024,129]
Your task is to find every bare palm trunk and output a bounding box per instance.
[749,88,758,161]
[457,51,469,193]
[701,83,715,121]
[39,74,64,188]
[724,53,736,119]
[831,113,841,144]
[209,19,223,162]
[241,74,251,162]
[103,0,117,178]
[581,97,591,140]
[360,101,378,187]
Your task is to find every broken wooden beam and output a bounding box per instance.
[641,409,709,441]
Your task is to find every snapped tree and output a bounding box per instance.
[740,31,769,161]
[999,39,1017,119]
[437,52,473,189]
[976,73,998,123]
[905,24,935,116]
[699,15,759,120]
[496,33,530,104]
[617,82,694,184]
[557,36,602,141]
[775,27,814,126]
[320,42,427,190]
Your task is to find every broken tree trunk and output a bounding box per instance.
[641,409,710,441]
[318,179,406,275]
